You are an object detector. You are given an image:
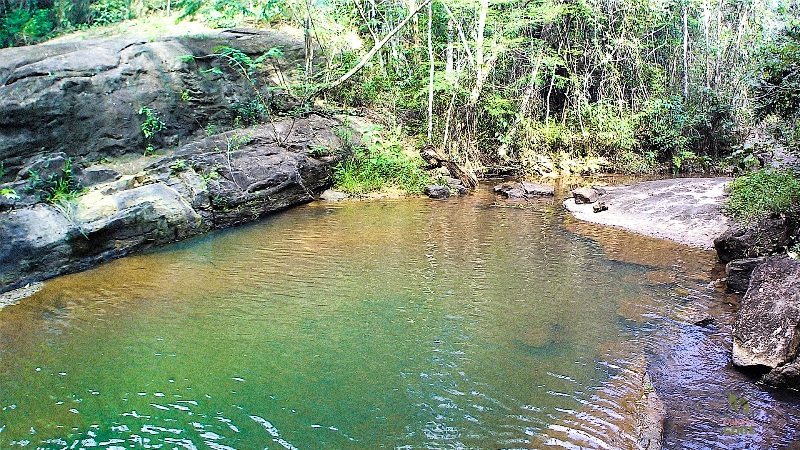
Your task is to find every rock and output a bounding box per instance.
[0,28,311,176]
[593,201,608,213]
[445,177,469,196]
[564,177,732,249]
[319,189,348,201]
[16,152,73,181]
[725,257,767,293]
[494,181,554,199]
[714,216,791,263]
[0,115,348,293]
[494,182,526,199]
[732,256,800,370]
[424,185,451,199]
[521,181,555,197]
[80,168,121,187]
[763,358,800,388]
[694,316,715,327]
[573,186,600,204]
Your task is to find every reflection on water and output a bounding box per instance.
[0,183,798,449]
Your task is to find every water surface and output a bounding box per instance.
[0,184,798,449]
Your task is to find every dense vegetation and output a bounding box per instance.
[725,168,800,222]
[3,0,800,187]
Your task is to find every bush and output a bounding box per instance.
[89,0,130,26]
[725,169,800,223]
[333,125,431,195]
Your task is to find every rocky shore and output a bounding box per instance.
[0,28,351,295]
[564,177,800,390]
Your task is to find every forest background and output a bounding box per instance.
[3,0,800,183]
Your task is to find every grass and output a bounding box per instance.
[333,145,431,195]
[725,168,800,223]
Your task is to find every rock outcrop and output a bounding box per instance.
[732,256,800,388]
[0,115,347,293]
[0,27,310,181]
[564,178,732,249]
[714,215,792,263]
[572,186,600,204]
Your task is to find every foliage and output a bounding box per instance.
[27,158,82,204]
[752,24,800,122]
[333,125,431,195]
[138,106,166,154]
[725,169,800,223]
[1,188,20,200]
[170,158,187,174]
[1,7,53,47]
[89,0,130,26]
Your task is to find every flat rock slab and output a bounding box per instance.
[564,177,732,249]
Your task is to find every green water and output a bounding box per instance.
[0,190,687,448]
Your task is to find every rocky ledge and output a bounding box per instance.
[0,114,347,294]
[563,177,732,249]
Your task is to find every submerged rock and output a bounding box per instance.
[732,256,800,378]
[714,216,791,263]
[319,189,348,201]
[494,181,554,199]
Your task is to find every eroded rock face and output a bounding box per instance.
[0,115,345,293]
[714,216,791,263]
[0,28,309,181]
[732,256,800,374]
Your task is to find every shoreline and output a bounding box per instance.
[563,177,733,250]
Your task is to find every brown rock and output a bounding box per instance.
[573,186,599,204]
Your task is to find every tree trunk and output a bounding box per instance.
[682,0,689,99]
[427,0,434,143]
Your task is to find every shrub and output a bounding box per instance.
[333,125,431,195]
[725,169,800,223]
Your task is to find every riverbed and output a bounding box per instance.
[0,183,798,449]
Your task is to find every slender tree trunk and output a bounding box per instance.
[715,0,723,87]
[427,0,435,143]
[702,0,710,90]
[682,0,689,99]
[446,17,454,77]
[469,0,488,105]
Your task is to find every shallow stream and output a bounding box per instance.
[0,184,798,449]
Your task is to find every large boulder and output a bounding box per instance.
[0,114,346,293]
[714,216,791,263]
[732,256,800,387]
[0,28,310,182]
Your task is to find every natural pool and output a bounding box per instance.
[1,184,798,449]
